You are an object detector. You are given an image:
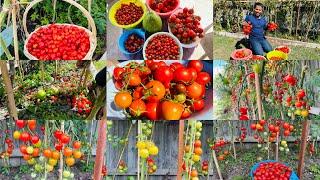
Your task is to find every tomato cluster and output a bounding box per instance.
[210,138,229,161]
[168,8,204,44]
[239,107,249,120]
[201,160,209,175]
[234,49,250,59]
[26,24,90,60]
[146,157,157,174]
[149,0,178,13]
[115,3,143,25]
[243,23,252,35]
[275,46,290,54]
[125,34,144,53]
[2,135,14,158]
[118,160,128,173]
[72,93,92,114]
[136,140,159,159]
[145,34,180,60]
[253,162,291,180]
[267,22,278,31]
[112,60,211,120]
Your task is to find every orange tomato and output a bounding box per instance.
[194,147,203,155]
[73,150,82,159]
[63,147,73,157]
[194,140,201,148]
[190,169,198,177]
[27,120,36,130]
[73,141,81,149]
[144,81,165,102]
[51,151,60,160]
[20,144,28,154]
[65,157,75,166]
[129,99,146,117]
[218,154,225,161]
[114,91,133,109]
[184,145,190,153]
[127,73,141,86]
[43,149,52,158]
[23,154,32,160]
[32,148,40,157]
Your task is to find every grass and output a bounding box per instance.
[213,34,320,60]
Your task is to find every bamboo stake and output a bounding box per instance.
[254,72,263,120]
[137,120,141,180]
[11,0,19,60]
[59,121,65,180]
[177,120,185,180]
[212,150,223,180]
[297,120,311,179]
[93,120,107,180]
[0,61,18,119]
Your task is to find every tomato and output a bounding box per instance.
[190,169,198,177]
[52,151,60,160]
[188,68,198,81]
[145,102,162,120]
[13,131,21,139]
[301,109,309,117]
[113,67,125,80]
[186,82,203,99]
[73,141,81,149]
[60,134,70,144]
[127,73,141,86]
[259,119,266,126]
[173,67,192,84]
[20,132,30,142]
[161,101,184,120]
[194,140,201,148]
[27,120,36,131]
[187,60,203,72]
[191,99,204,111]
[175,93,186,103]
[154,66,174,83]
[43,149,52,158]
[170,62,184,71]
[31,135,40,144]
[114,80,124,90]
[268,124,275,132]
[65,157,75,166]
[54,130,63,140]
[181,108,192,119]
[63,147,73,157]
[145,60,154,67]
[217,154,225,161]
[16,120,25,128]
[194,147,202,155]
[73,150,82,159]
[140,66,151,77]
[144,81,165,102]
[133,86,144,100]
[175,83,186,93]
[20,144,28,154]
[32,148,40,157]
[283,122,290,130]
[297,89,306,99]
[129,99,146,117]
[196,72,211,85]
[114,91,133,109]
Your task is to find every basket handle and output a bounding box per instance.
[23,0,97,40]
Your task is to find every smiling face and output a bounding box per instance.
[254,5,263,17]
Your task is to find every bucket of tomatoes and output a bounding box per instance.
[231,48,253,60]
[168,7,204,48]
[143,32,183,60]
[23,0,97,60]
[146,0,180,19]
[118,29,145,58]
[266,50,288,61]
[250,160,299,180]
[109,0,147,29]
[107,60,213,120]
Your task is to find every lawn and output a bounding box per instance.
[213,34,320,60]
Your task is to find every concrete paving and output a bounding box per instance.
[107,0,213,60]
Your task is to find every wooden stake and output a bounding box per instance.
[59,121,65,180]
[254,72,263,120]
[297,120,311,178]
[177,120,185,180]
[93,120,107,180]
[11,0,19,60]
[212,150,223,180]
[0,61,18,119]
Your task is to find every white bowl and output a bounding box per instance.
[143,32,183,60]
[168,8,202,48]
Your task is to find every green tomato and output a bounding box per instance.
[281,141,287,146]
[63,170,71,178]
[195,122,202,130]
[34,164,42,172]
[175,94,186,103]
[70,173,74,178]
[279,147,284,151]
[31,172,37,178]
[37,89,46,100]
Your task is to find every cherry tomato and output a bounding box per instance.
[145,102,162,120]
[187,60,203,72]
[181,108,192,119]
[154,66,174,83]
[175,83,186,93]
[161,101,184,120]
[170,62,184,71]
[129,99,146,117]
[173,67,192,84]
[114,91,133,109]
[188,68,198,81]
[144,81,165,102]
[133,87,144,100]
[196,72,211,85]
[127,73,141,86]
[191,99,204,111]
[186,82,203,99]
[113,67,125,80]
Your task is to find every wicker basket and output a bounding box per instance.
[23,0,97,60]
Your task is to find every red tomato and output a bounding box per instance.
[20,132,30,142]
[145,60,154,67]
[31,135,40,144]
[55,143,63,151]
[187,60,203,72]
[297,89,306,99]
[196,72,211,85]
[114,80,124,90]
[145,102,162,120]
[16,120,25,128]
[113,67,125,80]
[173,67,192,84]
[170,62,184,71]
[181,108,192,119]
[188,68,198,81]
[186,82,203,99]
[283,122,290,130]
[54,130,63,140]
[144,81,166,102]
[191,99,204,111]
[127,73,141,86]
[129,99,146,117]
[60,134,70,144]
[133,87,144,100]
[154,66,174,83]
[161,101,184,120]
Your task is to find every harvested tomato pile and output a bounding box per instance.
[168,8,204,44]
[243,23,252,35]
[253,162,292,180]
[149,0,178,13]
[112,60,211,120]
[72,93,92,114]
[267,22,278,31]
[251,55,266,60]
[275,46,290,54]
[145,34,180,60]
[26,24,90,60]
[115,3,143,25]
[125,34,144,53]
[234,49,250,58]
[269,56,284,61]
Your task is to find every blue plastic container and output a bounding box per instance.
[118,28,145,59]
[250,160,299,180]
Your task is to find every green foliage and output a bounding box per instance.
[18,165,30,174]
[0,166,10,175]
[309,164,320,179]
[231,176,245,180]
[79,161,95,172]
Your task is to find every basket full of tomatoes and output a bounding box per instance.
[107,60,213,120]
[250,160,299,180]
[23,0,97,60]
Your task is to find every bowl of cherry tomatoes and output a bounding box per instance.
[231,48,253,60]
[109,0,147,29]
[107,60,213,120]
[168,8,204,48]
[118,28,145,58]
[146,0,180,19]
[143,32,183,60]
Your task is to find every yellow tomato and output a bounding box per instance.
[26,146,34,154]
[139,149,149,159]
[48,158,58,166]
[192,154,201,162]
[148,146,159,156]
[46,164,54,172]
[65,157,75,166]
[13,131,21,139]
[73,150,82,159]
[301,109,309,117]
[136,141,146,149]
[295,109,301,116]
